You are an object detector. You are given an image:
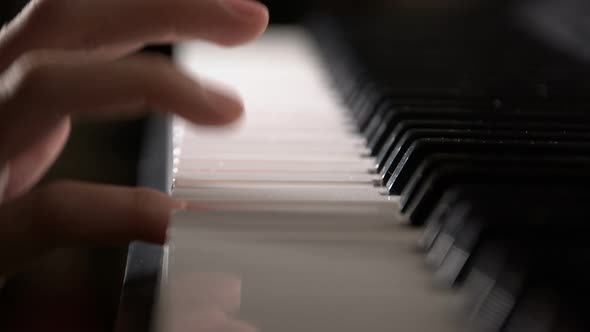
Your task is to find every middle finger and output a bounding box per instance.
[0,52,243,165]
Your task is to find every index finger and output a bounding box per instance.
[0,0,269,68]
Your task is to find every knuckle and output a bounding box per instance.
[10,52,55,97]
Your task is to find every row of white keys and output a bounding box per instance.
[155,27,468,332]
[173,183,396,205]
[175,159,377,173]
[171,29,383,200]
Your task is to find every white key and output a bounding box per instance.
[183,132,366,145]
[182,201,401,215]
[154,25,465,332]
[154,210,468,332]
[180,142,369,154]
[172,184,396,204]
[175,153,374,163]
[175,159,376,173]
[175,170,378,184]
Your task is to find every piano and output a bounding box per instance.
[116,1,590,332]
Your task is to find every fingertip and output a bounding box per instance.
[214,0,269,46]
[206,87,244,121]
[199,83,245,125]
[128,187,184,245]
[244,0,270,39]
[219,0,268,22]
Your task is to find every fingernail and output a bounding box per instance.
[219,0,266,20]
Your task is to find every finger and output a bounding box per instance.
[0,52,243,164]
[0,0,269,68]
[4,117,70,200]
[0,181,184,274]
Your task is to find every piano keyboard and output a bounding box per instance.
[152,12,590,332]
[153,27,468,332]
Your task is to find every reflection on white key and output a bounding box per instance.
[174,171,377,184]
[183,132,367,146]
[184,201,401,215]
[176,153,374,163]
[176,159,376,173]
[177,163,375,173]
[180,142,369,154]
[179,156,374,165]
[172,184,396,203]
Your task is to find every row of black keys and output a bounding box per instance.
[420,183,590,331]
[306,14,590,332]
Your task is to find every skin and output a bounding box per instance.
[0,0,268,276]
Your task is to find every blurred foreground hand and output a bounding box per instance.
[0,0,268,275]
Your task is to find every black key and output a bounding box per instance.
[399,155,590,213]
[376,111,590,180]
[417,187,466,252]
[386,139,590,196]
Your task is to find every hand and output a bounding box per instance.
[0,0,269,275]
